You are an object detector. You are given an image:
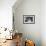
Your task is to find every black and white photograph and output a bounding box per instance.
[23,15,35,24]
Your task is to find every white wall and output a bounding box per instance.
[13,0,41,46]
[13,0,46,46]
[0,0,17,39]
[0,0,16,29]
[41,0,46,46]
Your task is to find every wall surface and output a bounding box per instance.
[0,0,16,39]
[41,0,46,46]
[13,0,46,46]
[13,0,41,46]
[0,0,16,29]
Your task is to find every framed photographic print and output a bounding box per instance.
[23,15,35,24]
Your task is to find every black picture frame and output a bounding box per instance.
[23,15,35,24]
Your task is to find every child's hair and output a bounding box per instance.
[25,40,35,46]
